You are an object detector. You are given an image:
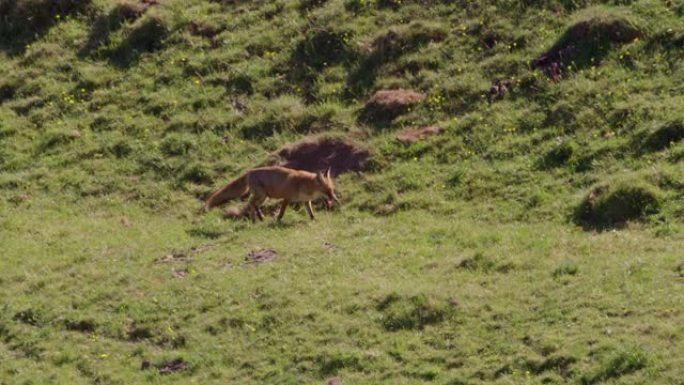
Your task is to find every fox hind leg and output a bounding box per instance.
[248,193,266,222]
[277,200,289,221]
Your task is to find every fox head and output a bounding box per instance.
[316,168,340,207]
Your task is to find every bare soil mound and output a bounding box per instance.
[245,249,278,265]
[270,136,373,177]
[396,126,444,145]
[359,89,425,124]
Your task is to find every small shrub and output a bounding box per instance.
[574,178,662,229]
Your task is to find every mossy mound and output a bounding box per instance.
[642,119,684,152]
[574,178,662,229]
[0,0,92,48]
[537,140,577,169]
[376,293,456,331]
[109,12,170,65]
[533,7,643,72]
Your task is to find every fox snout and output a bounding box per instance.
[326,193,340,209]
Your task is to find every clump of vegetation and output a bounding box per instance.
[108,12,171,64]
[641,119,684,152]
[377,293,455,331]
[579,349,648,385]
[574,177,662,229]
[238,96,345,139]
[537,140,577,169]
[292,27,354,70]
[552,262,579,278]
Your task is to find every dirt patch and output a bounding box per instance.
[327,377,342,385]
[269,136,373,177]
[157,244,214,263]
[245,249,278,265]
[171,268,189,278]
[120,216,132,227]
[395,126,444,145]
[158,252,189,263]
[359,89,425,124]
[142,358,189,375]
[223,206,248,220]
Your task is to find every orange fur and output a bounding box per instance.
[204,166,339,221]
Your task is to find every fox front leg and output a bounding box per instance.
[305,201,315,220]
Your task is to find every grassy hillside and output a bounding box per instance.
[1,0,683,384]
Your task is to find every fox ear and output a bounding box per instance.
[326,168,332,180]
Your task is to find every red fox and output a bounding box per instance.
[204,166,340,221]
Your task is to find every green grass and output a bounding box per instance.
[1,0,684,383]
[1,198,683,384]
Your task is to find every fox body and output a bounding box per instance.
[204,166,339,221]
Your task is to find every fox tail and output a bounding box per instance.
[203,173,250,211]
